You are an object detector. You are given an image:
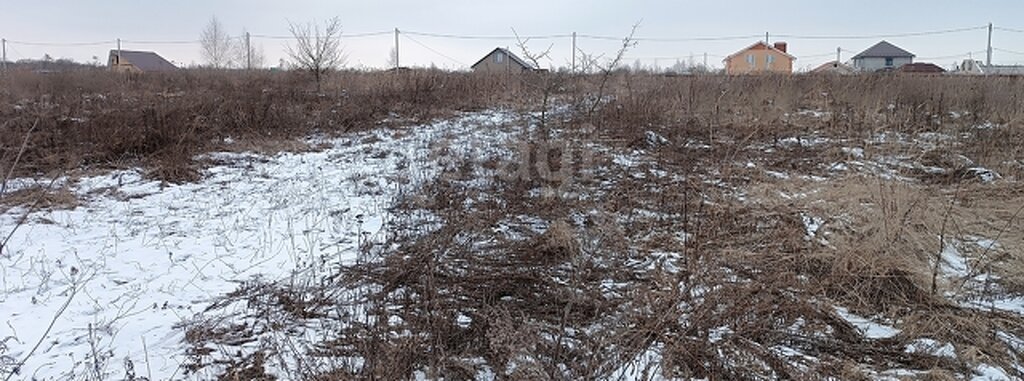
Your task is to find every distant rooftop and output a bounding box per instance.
[109,50,177,72]
[899,62,945,73]
[852,41,915,59]
[470,47,535,70]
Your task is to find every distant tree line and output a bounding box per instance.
[200,16,266,69]
[3,54,104,72]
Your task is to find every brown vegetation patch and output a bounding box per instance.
[0,185,79,213]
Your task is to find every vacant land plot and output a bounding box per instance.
[2,71,1023,380]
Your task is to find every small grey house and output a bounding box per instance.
[851,41,914,72]
[471,47,535,73]
[108,50,177,73]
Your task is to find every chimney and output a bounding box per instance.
[773,42,788,53]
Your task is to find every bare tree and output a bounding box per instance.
[583,22,640,119]
[200,16,235,68]
[386,47,399,69]
[512,28,558,133]
[235,29,266,69]
[286,17,345,92]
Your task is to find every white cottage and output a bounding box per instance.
[852,41,914,72]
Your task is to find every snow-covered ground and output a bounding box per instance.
[0,110,515,380]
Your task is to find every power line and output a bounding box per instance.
[403,30,571,40]
[7,44,26,60]
[122,39,200,45]
[994,47,1024,55]
[248,34,294,40]
[800,51,842,59]
[401,34,466,67]
[578,34,762,42]
[624,54,727,60]
[343,31,393,38]
[6,40,115,47]
[994,26,1024,33]
[389,26,987,43]
[774,25,987,40]
[0,25,1003,48]
[917,50,987,61]
[249,31,391,40]
[6,25,1024,68]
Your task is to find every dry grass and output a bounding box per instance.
[0,69,531,183]
[0,185,79,217]
[5,69,1024,379]
[189,149,1022,379]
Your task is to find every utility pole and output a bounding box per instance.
[987,22,993,66]
[836,47,841,64]
[245,31,251,70]
[765,32,769,44]
[394,28,400,69]
[116,38,121,69]
[703,52,708,69]
[1,38,6,72]
[571,32,577,73]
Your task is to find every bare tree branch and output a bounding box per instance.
[286,17,345,92]
[586,21,641,119]
[200,16,236,69]
[511,28,553,70]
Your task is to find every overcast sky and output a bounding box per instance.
[5,0,1024,70]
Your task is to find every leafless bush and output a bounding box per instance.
[0,70,528,183]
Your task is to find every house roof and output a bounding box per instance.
[470,47,535,70]
[852,41,915,59]
[109,50,177,71]
[810,61,855,74]
[722,41,797,62]
[898,62,946,73]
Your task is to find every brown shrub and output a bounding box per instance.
[101,70,1024,379]
[0,185,79,213]
[0,69,529,183]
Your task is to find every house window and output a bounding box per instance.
[746,54,755,66]
[885,57,894,66]
[767,55,775,67]
[495,52,505,64]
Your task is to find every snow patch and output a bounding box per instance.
[973,364,1011,380]
[834,307,900,339]
[0,110,518,380]
[941,241,970,278]
[644,130,669,146]
[606,344,665,381]
[841,147,865,159]
[905,338,956,358]
[965,167,1001,183]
